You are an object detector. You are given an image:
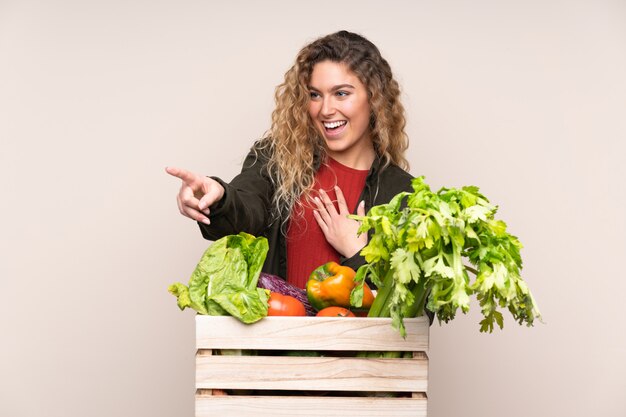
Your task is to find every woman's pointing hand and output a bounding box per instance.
[165,166,225,225]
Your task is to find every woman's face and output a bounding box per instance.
[307,60,374,168]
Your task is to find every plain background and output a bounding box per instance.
[1,0,625,416]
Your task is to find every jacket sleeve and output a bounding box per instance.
[197,145,274,241]
[340,250,367,272]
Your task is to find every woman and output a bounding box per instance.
[166,30,413,289]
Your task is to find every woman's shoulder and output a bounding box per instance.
[246,137,272,157]
[381,162,413,178]
[240,137,274,168]
[377,161,414,186]
[369,160,414,203]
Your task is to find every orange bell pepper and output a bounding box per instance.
[306,262,374,311]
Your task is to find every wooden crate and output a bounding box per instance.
[195,315,429,417]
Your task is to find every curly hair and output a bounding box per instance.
[258,30,409,224]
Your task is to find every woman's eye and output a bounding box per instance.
[310,91,321,99]
[336,91,349,97]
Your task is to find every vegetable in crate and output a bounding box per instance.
[168,232,270,324]
[257,272,316,316]
[267,292,307,316]
[350,176,542,337]
[306,261,374,311]
[316,306,356,317]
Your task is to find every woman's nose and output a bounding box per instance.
[321,97,336,116]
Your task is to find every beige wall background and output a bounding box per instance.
[1,0,625,416]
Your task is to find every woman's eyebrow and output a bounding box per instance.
[308,83,356,91]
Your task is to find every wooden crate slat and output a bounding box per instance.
[195,316,429,351]
[195,395,427,417]
[194,316,430,414]
[196,354,428,392]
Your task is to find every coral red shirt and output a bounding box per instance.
[286,157,369,289]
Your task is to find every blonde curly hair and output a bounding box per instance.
[257,30,409,225]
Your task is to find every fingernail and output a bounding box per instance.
[202,218,211,225]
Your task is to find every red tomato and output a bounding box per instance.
[267,292,306,316]
[316,306,356,317]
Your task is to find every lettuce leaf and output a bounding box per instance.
[210,286,270,324]
[168,232,270,323]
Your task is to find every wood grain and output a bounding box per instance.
[195,316,429,351]
[194,316,430,415]
[195,395,427,417]
[196,354,428,392]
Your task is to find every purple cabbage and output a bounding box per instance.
[257,272,316,316]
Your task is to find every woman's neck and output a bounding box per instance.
[326,143,376,170]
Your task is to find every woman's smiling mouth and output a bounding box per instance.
[323,120,347,136]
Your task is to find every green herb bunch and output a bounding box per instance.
[350,177,542,337]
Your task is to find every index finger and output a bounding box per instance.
[165,166,201,185]
[333,186,350,214]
